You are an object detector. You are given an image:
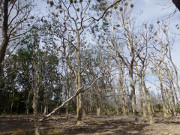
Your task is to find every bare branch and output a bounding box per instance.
[93,0,122,22]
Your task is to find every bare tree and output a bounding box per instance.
[0,0,35,78]
[107,1,139,122]
[45,0,122,123]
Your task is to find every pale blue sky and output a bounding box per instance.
[135,0,180,70]
[36,0,180,69]
[134,0,180,95]
[35,0,180,95]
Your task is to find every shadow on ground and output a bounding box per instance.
[41,115,149,135]
[1,115,180,135]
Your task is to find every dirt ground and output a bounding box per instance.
[0,114,180,135]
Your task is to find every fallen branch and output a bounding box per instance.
[39,76,104,122]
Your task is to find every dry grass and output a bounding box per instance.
[11,129,26,135]
[47,129,69,135]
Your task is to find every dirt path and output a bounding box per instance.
[0,115,180,135]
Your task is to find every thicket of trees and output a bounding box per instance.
[0,0,179,134]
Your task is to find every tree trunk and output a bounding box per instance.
[119,65,127,116]
[10,91,15,114]
[32,34,40,135]
[169,80,176,116]
[122,74,127,115]
[66,104,69,115]
[129,68,136,116]
[83,106,86,118]
[76,31,83,123]
[169,54,180,105]
[97,107,101,116]
[172,84,180,114]
[115,104,120,115]
[166,64,177,116]
[136,65,146,119]
[0,0,9,78]
[164,73,173,116]
[43,91,48,115]
[26,89,31,115]
[158,66,168,117]
[43,104,48,115]
[142,75,154,124]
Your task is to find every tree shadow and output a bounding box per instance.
[59,116,150,135]
[0,116,34,135]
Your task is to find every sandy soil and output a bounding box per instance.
[0,114,180,135]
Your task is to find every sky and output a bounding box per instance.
[133,0,180,95]
[34,0,180,95]
[135,0,180,69]
[36,0,180,70]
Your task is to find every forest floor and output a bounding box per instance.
[0,114,180,135]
